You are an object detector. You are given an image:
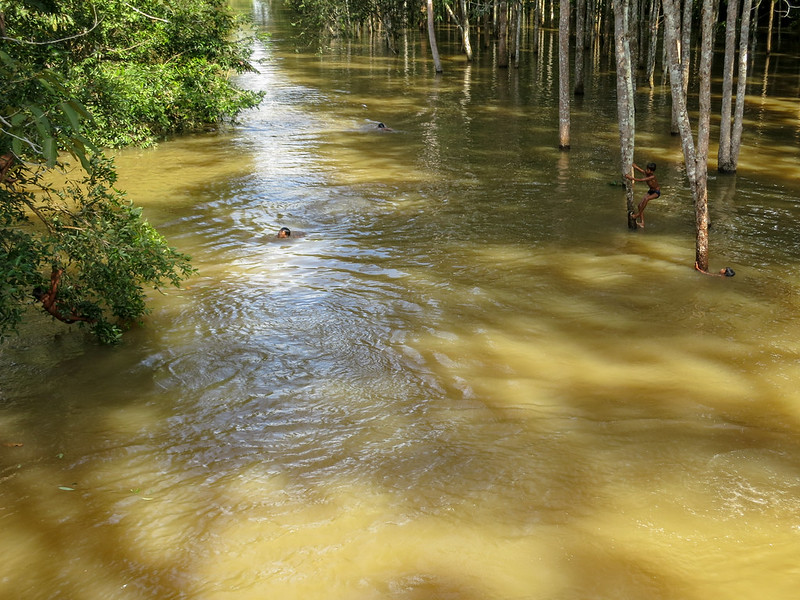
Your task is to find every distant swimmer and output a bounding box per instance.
[377,122,393,132]
[695,263,735,277]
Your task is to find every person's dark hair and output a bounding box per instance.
[377,122,386,128]
[722,267,735,277]
[279,227,291,237]
[647,162,657,171]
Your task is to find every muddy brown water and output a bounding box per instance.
[3,2,800,598]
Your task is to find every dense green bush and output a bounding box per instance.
[0,0,262,343]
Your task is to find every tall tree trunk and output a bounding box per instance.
[644,0,660,87]
[730,0,753,168]
[574,0,586,94]
[663,0,718,271]
[445,0,474,60]
[612,0,637,227]
[558,0,571,149]
[766,0,776,54]
[498,1,509,67]
[460,0,473,61]
[629,0,640,76]
[717,0,738,170]
[671,0,694,135]
[513,1,523,67]
[483,8,491,48]
[427,0,443,73]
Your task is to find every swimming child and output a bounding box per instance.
[625,162,660,228]
[695,263,735,277]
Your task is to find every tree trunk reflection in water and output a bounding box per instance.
[2,2,800,599]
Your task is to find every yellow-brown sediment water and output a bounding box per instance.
[3,2,800,598]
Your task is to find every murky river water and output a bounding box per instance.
[3,2,800,598]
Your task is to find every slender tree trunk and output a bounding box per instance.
[460,0,473,60]
[718,0,738,170]
[601,0,614,59]
[574,0,586,94]
[729,0,752,168]
[558,0,571,149]
[663,0,718,271]
[612,0,637,227]
[427,0,443,73]
[645,0,660,87]
[446,0,474,60]
[671,0,694,135]
[766,0,776,54]
[514,1,523,67]
[498,1,509,67]
[629,0,640,76]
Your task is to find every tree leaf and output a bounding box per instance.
[60,101,82,133]
[42,137,57,167]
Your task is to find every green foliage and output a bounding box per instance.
[1,0,264,147]
[74,59,261,147]
[0,155,195,344]
[0,0,265,343]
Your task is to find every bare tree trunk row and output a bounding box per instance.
[718,0,753,173]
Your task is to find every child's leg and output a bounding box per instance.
[629,195,650,227]
[631,195,649,219]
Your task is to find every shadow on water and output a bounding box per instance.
[4,307,800,599]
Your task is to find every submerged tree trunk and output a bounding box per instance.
[558,0,571,149]
[574,0,586,94]
[766,0,776,54]
[663,0,717,271]
[427,0,443,73]
[445,0,474,60]
[460,0,473,60]
[671,0,694,135]
[730,0,752,169]
[498,1,509,67]
[717,0,738,170]
[644,0,660,87]
[612,0,636,227]
[718,0,751,173]
[514,0,523,67]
